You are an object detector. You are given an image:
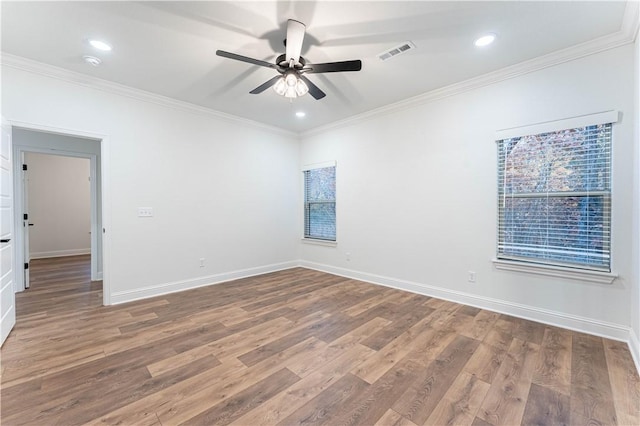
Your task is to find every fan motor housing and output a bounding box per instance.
[276,54,306,72]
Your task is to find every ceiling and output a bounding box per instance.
[0,1,630,133]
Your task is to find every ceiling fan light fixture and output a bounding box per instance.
[217,18,360,101]
[273,71,308,98]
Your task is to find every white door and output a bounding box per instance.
[1,118,16,346]
[22,152,29,289]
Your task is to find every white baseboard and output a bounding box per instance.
[299,260,632,343]
[30,249,90,259]
[110,261,299,305]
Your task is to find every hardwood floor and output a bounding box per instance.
[1,255,639,425]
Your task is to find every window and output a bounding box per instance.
[303,165,336,241]
[497,122,612,272]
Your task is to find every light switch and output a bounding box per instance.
[138,207,153,217]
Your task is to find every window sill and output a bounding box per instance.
[492,259,617,284]
[301,238,337,247]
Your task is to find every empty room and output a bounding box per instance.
[1,1,639,425]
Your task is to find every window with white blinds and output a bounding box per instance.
[497,123,612,271]
[304,165,336,241]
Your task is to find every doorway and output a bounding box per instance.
[24,152,92,272]
[10,126,106,304]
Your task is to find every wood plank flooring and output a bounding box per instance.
[1,255,639,425]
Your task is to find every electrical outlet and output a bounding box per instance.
[199,258,205,268]
[346,252,351,261]
[468,271,476,283]
[138,207,153,217]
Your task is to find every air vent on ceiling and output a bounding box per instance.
[377,41,416,61]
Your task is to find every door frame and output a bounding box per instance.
[20,151,30,289]
[9,120,111,306]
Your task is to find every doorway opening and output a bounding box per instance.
[11,126,106,305]
[24,152,92,288]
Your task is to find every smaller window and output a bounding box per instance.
[303,165,336,241]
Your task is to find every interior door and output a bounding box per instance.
[22,152,29,289]
[1,118,16,345]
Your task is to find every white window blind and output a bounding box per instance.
[497,123,612,271]
[303,165,336,241]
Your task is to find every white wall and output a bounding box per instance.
[300,44,636,339]
[25,153,90,259]
[2,64,300,303]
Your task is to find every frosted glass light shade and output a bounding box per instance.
[296,79,309,96]
[273,77,287,95]
[273,73,308,98]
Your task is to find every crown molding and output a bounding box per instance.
[0,53,296,138]
[302,4,639,138]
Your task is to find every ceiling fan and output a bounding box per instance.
[216,19,362,100]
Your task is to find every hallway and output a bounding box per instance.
[17,255,100,316]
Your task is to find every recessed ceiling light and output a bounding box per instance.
[295,111,306,118]
[474,33,496,47]
[89,39,112,51]
[82,55,102,66]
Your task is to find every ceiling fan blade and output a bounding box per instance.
[216,50,276,69]
[249,76,282,94]
[285,19,306,65]
[304,60,362,74]
[299,75,326,100]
